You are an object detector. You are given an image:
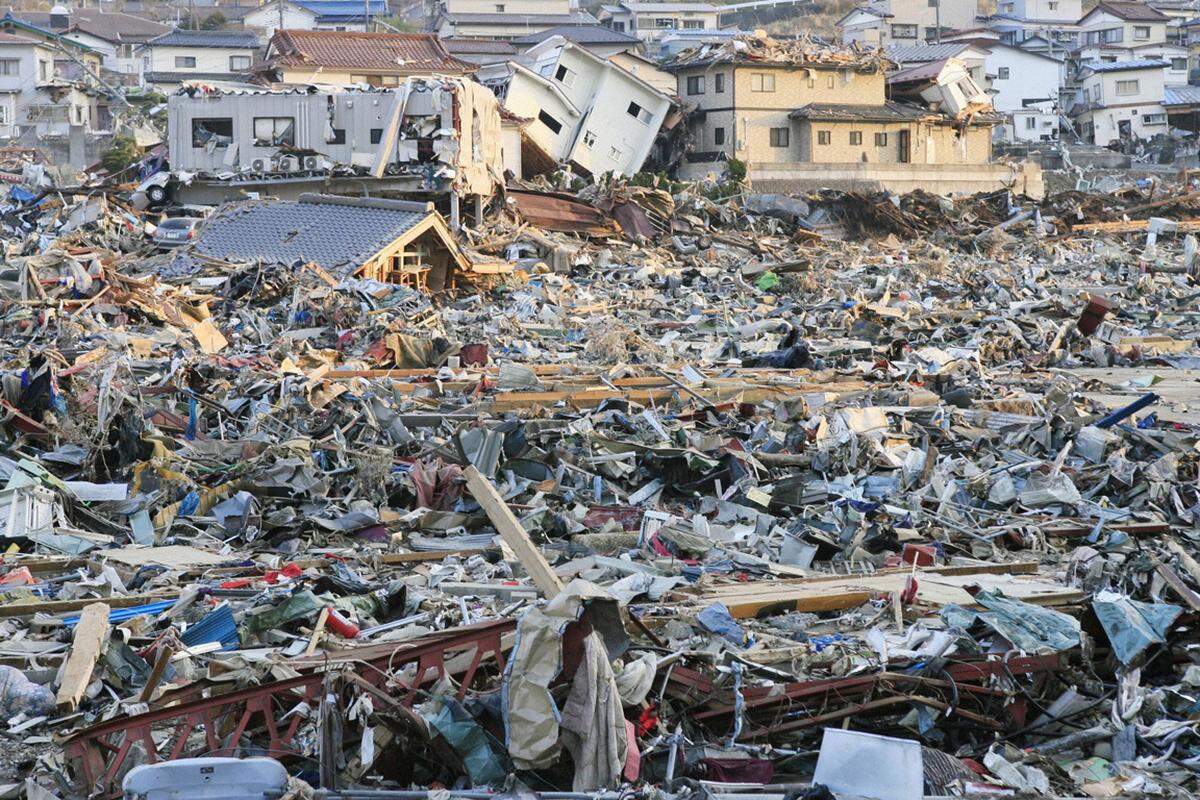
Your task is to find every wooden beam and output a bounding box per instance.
[56,602,110,711]
[463,465,563,599]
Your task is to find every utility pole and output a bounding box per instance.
[365,0,371,31]
[935,0,941,44]
[279,0,285,33]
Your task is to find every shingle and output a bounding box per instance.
[193,195,432,277]
[268,30,473,73]
[146,28,261,49]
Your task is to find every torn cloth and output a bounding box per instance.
[503,580,627,790]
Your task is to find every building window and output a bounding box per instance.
[849,130,862,145]
[1048,0,1057,8]
[554,64,577,87]
[714,72,724,93]
[875,132,888,146]
[253,117,295,147]
[826,74,834,88]
[1025,116,1037,129]
[807,76,815,88]
[0,59,18,76]
[998,67,1010,79]
[175,55,196,68]
[891,24,918,38]
[1173,57,1188,71]
[328,128,346,144]
[750,72,775,91]
[0,101,12,126]
[1116,79,1139,96]
[713,126,725,145]
[1144,113,1167,124]
[369,128,383,143]
[654,17,676,28]
[191,117,233,148]
[627,101,652,123]
[1133,25,1150,40]
[230,55,251,71]
[686,75,705,94]
[495,3,504,10]
[684,19,704,28]
[583,130,596,147]
[814,130,828,146]
[537,110,562,134]
[608,144,624,161]
[612,21,625,31]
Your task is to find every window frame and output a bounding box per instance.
[686,75,705,95]
[1115,79,1139,96]
[750,72,775,92]
[537,109,563,134]
[191,117,234,148]
[874,131,888,147]
[252,116,296,147]
[815,129,829,146]
[890,23,918,38]
[229,54,251,71]
[849,130,862,145]
[175,55,197,68]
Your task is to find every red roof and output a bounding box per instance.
[267,29,475,74]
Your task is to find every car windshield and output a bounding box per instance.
[158,219,195,230]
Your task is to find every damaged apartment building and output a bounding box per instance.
[666,36,1042,197]
[164,77,504,224]
[486,34,677,178]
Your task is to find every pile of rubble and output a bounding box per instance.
[0,171,1199,800]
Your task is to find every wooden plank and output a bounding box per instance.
[305,608,330,656]
[463,465,564,599]
[56,602,110,711]
[694,561,1042,597]
[1154,557,1200,612]
[0,592,178,619]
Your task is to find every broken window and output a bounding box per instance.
[537,110,562,134]
[554,64,577,87]
[714,72,724,93]
[850,130,862,145]
[686,75,705,95]
[191,118,233,148]
[175,56,196,68]
[583,130,596,148]
[253,117,295,147]
[370,128,383,144]
[750,72,775,92]
[875,131,888,146]
[229,55,251,71]
[813,130,827,146]
[328,128,346,144]
[627,101,652,124]
[713,126,725,145]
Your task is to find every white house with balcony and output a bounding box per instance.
[598,2,720,44]
[838,0,979,47]
[1073,59,1168,145]
[0,31,97,139]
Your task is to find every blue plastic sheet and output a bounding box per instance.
[697,602,753,648]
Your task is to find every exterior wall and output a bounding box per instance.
[610,52,676,93]
[446,0,570,12]
[841,20,884,47]
[727,161,1044,200]
[274,67,463,88]
[987,47,1060,112]
[501,122,523,175]
[849,0,977,44]
[146,44,257,75]
[997,0,1081,23]
[629,8,720,42]
[1077,102,1168,144]
[796,120,992,165]
[1003,107,1058,141]
[502,68,581,160]
[245,5,319,40]
[0,43,95,137]
[1080,11,1168,47]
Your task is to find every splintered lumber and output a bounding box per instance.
[1070,219,1200,235]
[678,563,1080,619]
[56,602,110,711]
[463,465,564,599]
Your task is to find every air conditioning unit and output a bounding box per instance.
[249,157,269,173]
[302,156,319,171]
[277,155,300,172]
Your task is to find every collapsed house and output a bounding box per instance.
[486,35,677,179]
[185,194,469,291]
[665,35,1041,197]
[164,77,505,223]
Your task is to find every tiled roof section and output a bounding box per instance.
[144,71,252,83]
[884,43,971,63]
[1165,84,1200,104]
[443,38,518,55]
[0,31,37,44]
[1093,1,1169,20]
[512,24,639,45]
[8,9,170,40]
[193,194,433,277]
[269,29,473,73]
[295,0,389,19]
[443,11,599,24]
[789,101,930,122]
[1082,58,1168,72]
[146,28,261,48]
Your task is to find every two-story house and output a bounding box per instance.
[0,12,104,83]
[139,28,261,90]
[493,34,674,177]
[0,31,98,139]
[838,0,979,47]
[243,0,391,42]
[437,0,599,41]
[1073,59,1168,144]
[257,29,475,87]
[6,6,170,85]
[597,2,721,45]
[664,36,1024,196]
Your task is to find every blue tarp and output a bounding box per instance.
[1093,594,1181,664]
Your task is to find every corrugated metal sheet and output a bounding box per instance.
[507,189,619,236]
[181,602,240,651]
